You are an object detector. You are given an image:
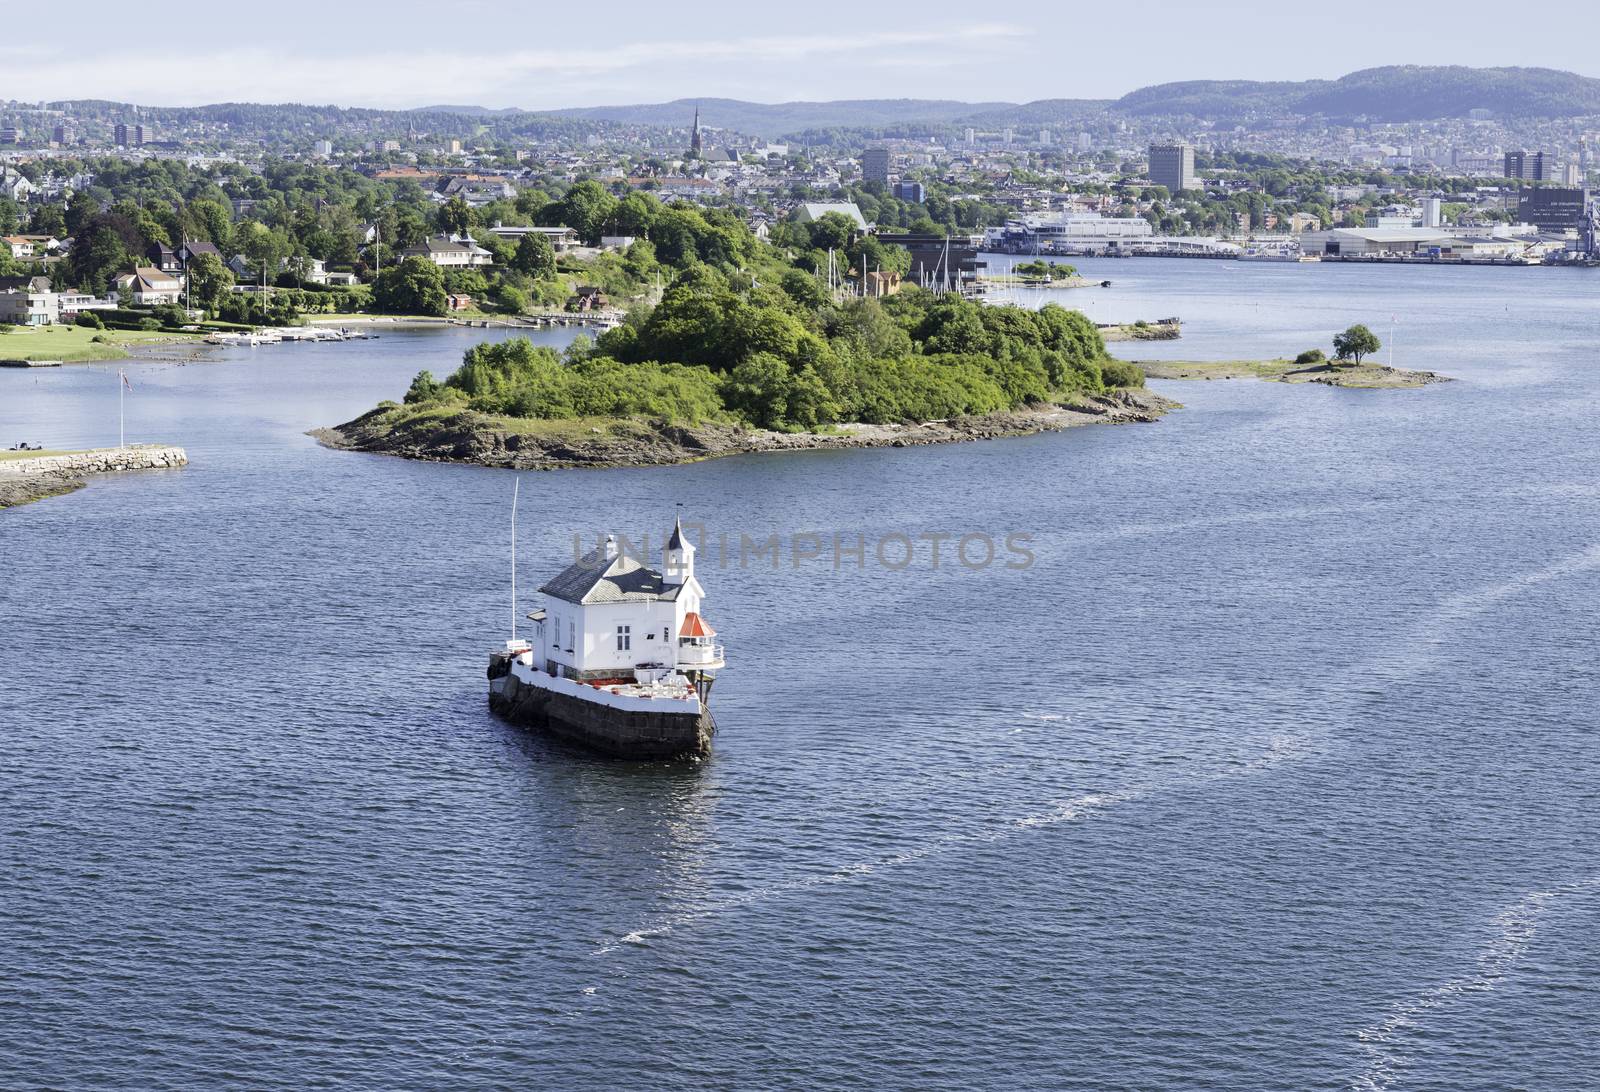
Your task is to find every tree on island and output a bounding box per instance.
[1333,324,1381,366]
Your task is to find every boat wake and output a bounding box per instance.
[596,543,1600,972]
[1351,874,1600,1091]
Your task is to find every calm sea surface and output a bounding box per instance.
[2,261,1598,1090]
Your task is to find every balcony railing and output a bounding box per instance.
[677,642,725,666]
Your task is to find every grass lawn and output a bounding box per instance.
[0,325,194,363]
[0,448,89,461]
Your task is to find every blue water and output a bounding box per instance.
[2,263,1598,1090]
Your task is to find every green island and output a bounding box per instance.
[1136,330,1451,389]
[321,212,1173,469]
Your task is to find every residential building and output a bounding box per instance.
[3,235,38,259]
[0,167,34,202]
[487,224,581,252]
[402,233,494,268]
[179,240,223,268]
[56,291,119,322]
[114,267,183,306]
[0,276,58,326]
[795,201,869,231]
[115,123,147,148]
[0,127,20,145]
[1149,143,1198,193]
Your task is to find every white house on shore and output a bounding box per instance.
[113,267,183,306]
[532,519,722,682]
[403,233,494,268]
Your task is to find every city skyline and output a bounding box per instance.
[2,0,1598,111]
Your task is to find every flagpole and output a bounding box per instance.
[119,369,125,448]
[510,477,520,643]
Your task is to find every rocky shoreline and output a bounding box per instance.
[0,475,85,510]
[313,388,1177,471]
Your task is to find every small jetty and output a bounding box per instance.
[0,444,188,509]
[204,327,376,347]
[488,518,725,759]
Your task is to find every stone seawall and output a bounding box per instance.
[488,653,715,759]
[0,445,188,510]
[0,445,189,478]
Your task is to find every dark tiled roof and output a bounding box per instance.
[539,545,675,604]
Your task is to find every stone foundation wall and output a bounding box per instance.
[0,445,188,478]
[488,654,715,759]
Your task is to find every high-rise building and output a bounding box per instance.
[114,122,146,148]
[861,147,890,186]
[1422,197,1443,228]
[0,127,20,145]
[1504,150,1550,181]
[1149,143,1197,193]
[1077,132,1093,153]
[52,124,74,145]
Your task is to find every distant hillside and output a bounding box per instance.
[546,97,1018,136]
[24,66,1600,148]
[1117,66,1600,121]
[551,67,1600,138]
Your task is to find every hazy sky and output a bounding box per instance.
[4,0,1598,109]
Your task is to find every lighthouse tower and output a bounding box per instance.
[663,516,695,586]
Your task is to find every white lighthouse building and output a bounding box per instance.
[530,517,723,683]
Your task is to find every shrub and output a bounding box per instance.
[75,312,105,329]
[1098,359,1146,388]
[1294,348,1325,365]
[137,318,163,332]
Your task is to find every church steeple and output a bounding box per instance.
[689,106,702,159]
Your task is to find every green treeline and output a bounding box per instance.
[402,263,1140,431]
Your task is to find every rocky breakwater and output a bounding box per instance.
[0,445,189,510]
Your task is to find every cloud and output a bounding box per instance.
[4,25,1027,109]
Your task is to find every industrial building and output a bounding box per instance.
[1518,188,1587,232]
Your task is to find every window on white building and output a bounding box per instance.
[568,620,575,651]
[617,625,631,652]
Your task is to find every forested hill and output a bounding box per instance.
[28,65,1600,145]
[540,66,1600,134]
[545,97,1019,133]
[1115,66,1600,121]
